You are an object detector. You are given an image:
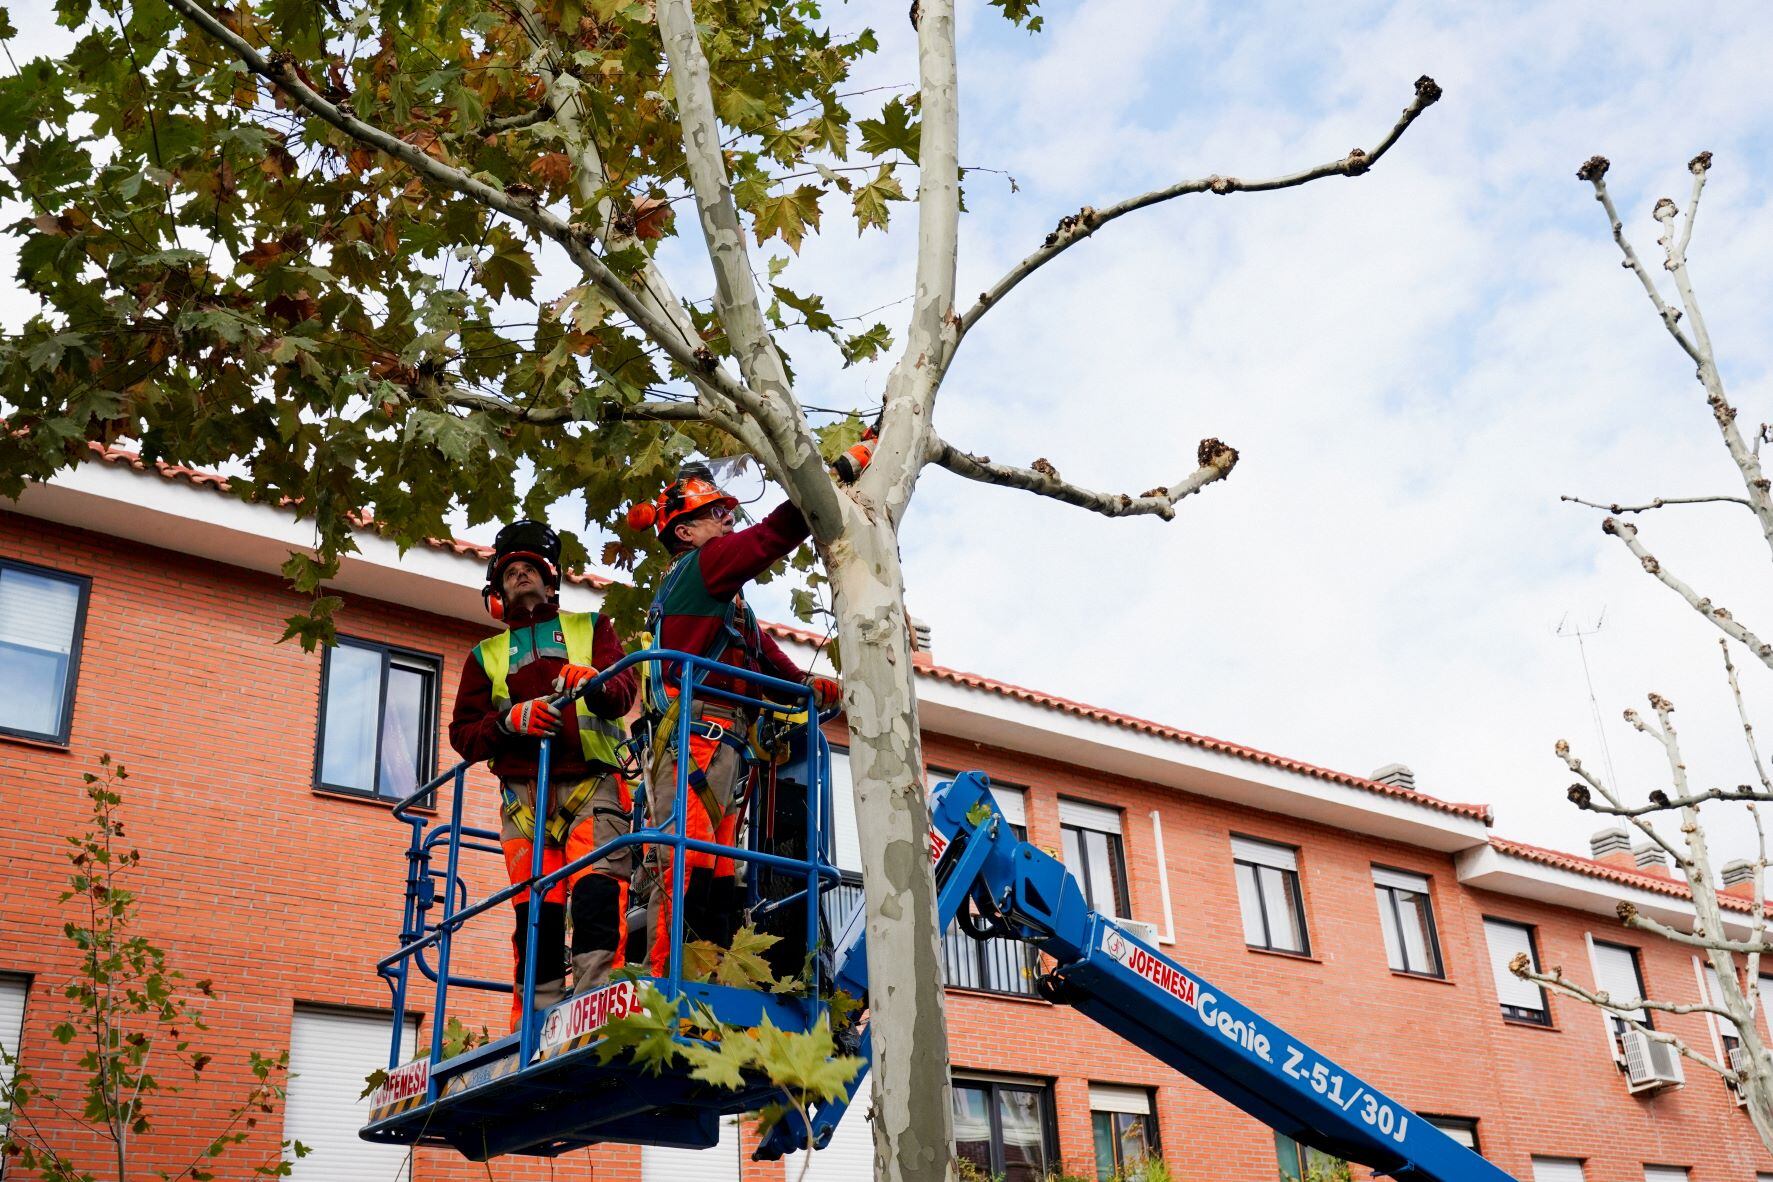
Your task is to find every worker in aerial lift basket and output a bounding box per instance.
[624,462,848,975]
[448,519,638,1029]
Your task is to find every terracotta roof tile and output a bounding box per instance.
[757,618,1492,823]
[84,443,612,587]
[1488,835,1761,912]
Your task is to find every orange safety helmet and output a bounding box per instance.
[625,462,739,543]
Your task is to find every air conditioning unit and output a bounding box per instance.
[1729,1044,1750,1108]
[1621,1028,1682,1093]
[1111,917,1160,946]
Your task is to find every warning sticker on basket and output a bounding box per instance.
[366,1056,430,1121]
[533,979,645,1062]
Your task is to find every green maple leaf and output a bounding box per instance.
[851,165,906,233]
[988,0,1045,29]
[358,1067,389,1100]
[770,285,836,333]
[714,926,784,990]
[681,1037,754,1090]
[748,1017,863,1103]
[826,989,864,1032]
[596,989,686,1074]
[478,226,540,302]
[682,938,724,983]
[840,323,893,367]
[751,185,824,253]
[856,98,920,164]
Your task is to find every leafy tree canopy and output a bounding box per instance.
[0,0,942,637]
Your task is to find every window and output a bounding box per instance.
[1701,962,1747,1096]
[285,1006,417,1180]
[942,783,1039,996]
[1,973,28,1170]
[1483,919,1550,1024]
[1530,1158,1585,1182]
[0,559,89,744]
[1643,1168,1689,1182]
[1426,1116,1480,1154]
[1591,940,1650,1046]
[315,638,440,801]
[1759,975,1773,1041]
[1373,867,1443,977]
[1275,1133,1347,1181]
[1062,799,1129,916]
[1089,1085,1160,1180]
[952,1076,1053,1182]
[1232,836,1309,955]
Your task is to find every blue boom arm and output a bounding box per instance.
[761,772,1517,1182]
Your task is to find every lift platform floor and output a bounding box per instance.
[361,977,825,1161]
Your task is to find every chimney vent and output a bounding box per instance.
[1723,860,1757,888]
[1590,828,1633,860]
[909,617,933,667]
[1371,763,1415,791]
[1633,844,1669,872]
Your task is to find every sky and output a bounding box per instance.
[7,1,1773,865]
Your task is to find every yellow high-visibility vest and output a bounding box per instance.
[474,611,624,769]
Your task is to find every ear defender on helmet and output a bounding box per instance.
[625,502,659,531]
[482,586,506,622]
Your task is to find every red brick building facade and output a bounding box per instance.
[3,451,1771,1182]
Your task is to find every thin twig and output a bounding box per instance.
[1562,493,1752,514]
[951,76,1443,358]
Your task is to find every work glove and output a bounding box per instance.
[500,698,563,737]
[552,663,599,696]
[806,676,842,712]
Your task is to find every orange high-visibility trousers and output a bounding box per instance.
[646,731,747,975]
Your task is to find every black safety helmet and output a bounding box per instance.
[483,519,562,619]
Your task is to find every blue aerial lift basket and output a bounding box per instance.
[361,650,1518,1180]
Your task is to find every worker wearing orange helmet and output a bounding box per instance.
[448,520,638,1028]
[625,463,844,972]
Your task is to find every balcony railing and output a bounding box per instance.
[823,876,1039,998]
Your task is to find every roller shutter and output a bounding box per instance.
[284,1006,417,1181]
[642,1114,743,1181]
[802,1102,875,1181]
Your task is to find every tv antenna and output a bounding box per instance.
[1556,610,1622,800]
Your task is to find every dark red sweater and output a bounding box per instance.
[658,500,809,691]
[449,603,637,781]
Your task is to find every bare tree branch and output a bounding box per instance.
[1722,638,1773,987]
[1524,962,1734,1022]
[1570,781,1773,819]
[1582,153,1773,561]
[655,0,844,539]
[950,75,1442,361]
[1562,493,1753,514]
[1520,962,1731,1077]
[1603,516,1773,668]
[869,0,962,525]
[1614,901,1773,954]
[480,103,553,136]
[1556,736,1688,868]
[929,434,1239,521]
[1575,156,1700,363]
[159,0,770,436]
